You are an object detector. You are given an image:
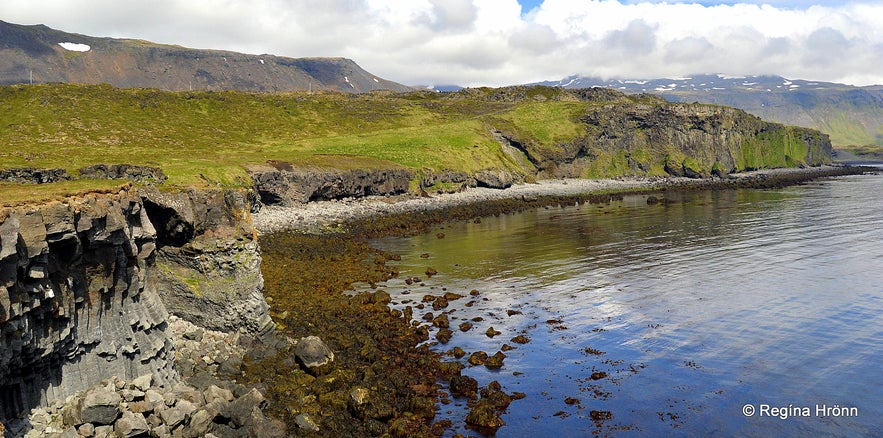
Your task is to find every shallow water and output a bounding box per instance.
[367,171,883,436]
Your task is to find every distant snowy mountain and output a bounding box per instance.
[418,84,465,92]
[534,74,883,147]
[537,73,860,94]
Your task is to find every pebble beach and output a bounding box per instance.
[253,166,860,234]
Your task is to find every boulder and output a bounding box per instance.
[80,386,122,425]
[295,413,320,432]
[187,409,216,436]
[465,401,505,430]
[244,407,287,438]
[226,388,267,428]
[204,385,234,405]
[114,411,149,437]
[131,374,153,391]
[449,375,478,398]
[158,399,196,429]
[294,336,334,371]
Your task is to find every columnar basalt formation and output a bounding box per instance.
[0,186,273,428]
[0,190,177,422]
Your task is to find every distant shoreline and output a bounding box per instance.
[253,165,875,235]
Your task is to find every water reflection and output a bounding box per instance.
[364,174,883,436]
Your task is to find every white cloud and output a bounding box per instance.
[1,0,881,86]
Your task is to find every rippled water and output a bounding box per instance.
[367,171,883,437]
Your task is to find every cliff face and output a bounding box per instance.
[0,187,270,423]
[0,190,177,421]
[506,102,833,178]
[538,73,883,147]
[140,188,273,336]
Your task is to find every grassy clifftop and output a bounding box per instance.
[0,84,831,205]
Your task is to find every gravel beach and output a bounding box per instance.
[252,166,862,234]
[253,166,854,234]
[253,178,652,234]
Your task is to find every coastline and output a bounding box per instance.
[253,165,873,235]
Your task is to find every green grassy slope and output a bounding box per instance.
[0,84,831,205]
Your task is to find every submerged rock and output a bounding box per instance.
[449,375,478,399]
[484,351,506,369]
[465,401,505,430]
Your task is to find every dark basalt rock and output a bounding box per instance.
[80,163,167,183]
[247,162,413,206]
[0,167,70,184]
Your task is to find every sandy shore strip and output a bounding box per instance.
[252,165,860,234]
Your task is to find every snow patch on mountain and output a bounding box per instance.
[58,42,90,52]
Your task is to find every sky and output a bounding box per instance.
[2,0,882,87]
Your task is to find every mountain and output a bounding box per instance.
[0,20,412,93]
[536,74,883,147]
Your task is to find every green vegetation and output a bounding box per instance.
[814,109,882,147]
[843,144,883,160]
[737,127,811,170]
[0,83,831,205]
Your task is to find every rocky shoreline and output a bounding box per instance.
[2,164,875,437]
[253,165,871,235]
[238,163,876,436]
[11,317,284,438]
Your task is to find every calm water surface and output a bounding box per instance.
[366,171,883,437]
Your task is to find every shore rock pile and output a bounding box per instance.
[18,375,284,438]
[168,316,249,383]
[8,316,288,437]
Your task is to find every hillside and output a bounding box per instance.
[0,20,412,93]
[0,83,833,205]
[538,74,883,148]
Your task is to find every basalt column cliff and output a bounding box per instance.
[0,186,271,425]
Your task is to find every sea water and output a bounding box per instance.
[368,170,883,436]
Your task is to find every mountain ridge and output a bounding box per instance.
[0,20,413,93]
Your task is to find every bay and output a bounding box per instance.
[367,170,883,436]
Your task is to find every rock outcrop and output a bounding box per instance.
[140,187,273,337]
[79,164,167,184]
[0,190,177,423]
[0,185,276,433]
[0,168,71,184]
[248,162,414,206]
[418,167,525,194]
[496,102,834,179]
